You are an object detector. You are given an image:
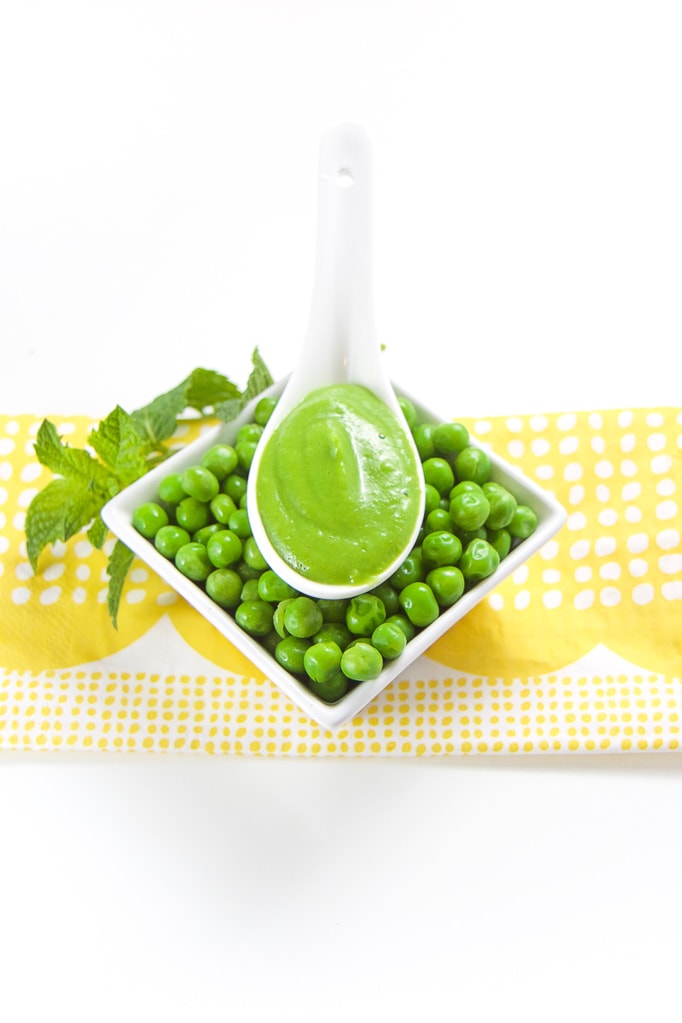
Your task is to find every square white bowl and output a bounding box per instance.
[102,378,567,729]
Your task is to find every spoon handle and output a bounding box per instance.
[283,122,399,413]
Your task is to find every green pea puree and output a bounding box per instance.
[256,383,422,586]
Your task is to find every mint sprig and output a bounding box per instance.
[25,348,273,627]
[214,348,273,422]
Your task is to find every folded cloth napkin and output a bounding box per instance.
[1,407,680,755]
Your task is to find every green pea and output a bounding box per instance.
[132,501,169,540]
[422,457,455,496]
[459,539,500,583]
[304,641,343,684]
[275,635,310,674]
[154,524,190,559]
[424,507,452,534]
[236,422,264,446]
[222,474,247,504]
[370,583,400,617]
[306,669,349,703]
[346,593,386,636]
[253,395,279,426]
[454,446,492,485]
[228,507,251,539]
[257,570,298,603]
[209,492,237,525]
[206,529,243,568]
[236,559,261,582]
[181,465,220,503]
[200,444,238,480]
[508,505,538,540]
[449,490,490,531]
[260,630,280,657]
[399,581,440,627]
[421,530,462,568]
[454,526,488,546]
[235,600,274,637]
[482,481,517,530]
[449,480,483,500]
[175,496,210,534]
[174,541,212,582]
[385,613,417,643]
[371,621,407,660]
[192,523,222,544]
[206,568,242,609]
[284,596,324,639]
[240,578,261,602]
[423,484,442,516]
[340,642,384,682]
[312,622,353,649]
[158,473,186,505]
[398,396,418,429]
[389,548,425,589]
[426,566,465,607]
[235,440,258,472]
[413,423,437,461]
[273,598,295,639]
[317,598,349,623]
[243,536,268,572]
[488,527,512,559]
[433,421,469,455]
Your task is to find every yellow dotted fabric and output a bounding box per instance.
[1,408,681,755]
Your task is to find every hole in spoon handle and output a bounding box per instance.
[336,166,354,188]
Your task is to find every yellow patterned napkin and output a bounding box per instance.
[1,407,680,755]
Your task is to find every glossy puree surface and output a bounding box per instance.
[255,383,422,587]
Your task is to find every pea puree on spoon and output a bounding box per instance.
[246,123,425,599]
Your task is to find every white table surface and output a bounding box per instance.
[2,3,681,1020]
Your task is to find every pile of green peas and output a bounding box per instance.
[131,393,538,704]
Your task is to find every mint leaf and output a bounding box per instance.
[131,381,188,449]
[132,368,245,447]
[26,352,275,627]
[87,514,109,550]
[88,406,149,486]
[34,420,118,495]
[184,368,241,413]
[106,540,135,629]
[213,396,244,422]
[243,347,274,402]
[215,348,274,422]
[26,477,105,570]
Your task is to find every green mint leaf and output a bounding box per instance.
[243,347,274,402]
[26,477,106,571]
[131,381,189,449]
[213,396,244,422]
[88,406,149,486]
[132,368,244,446]
[184,368,241,413]
[214,349,274,422]
[87,514,109,550]
[106,540,135,629]
[34,420,118,495]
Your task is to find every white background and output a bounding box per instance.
[1,2,682,1020]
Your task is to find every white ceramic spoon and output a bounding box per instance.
[246,122,425,599]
